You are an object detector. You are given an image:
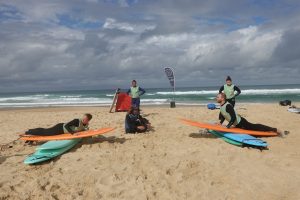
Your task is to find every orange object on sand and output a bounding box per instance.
[180,118,278,137]
[20,127,115,141]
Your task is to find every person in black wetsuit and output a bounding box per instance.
[125,107,151,134]
[24,113,93,136]
[219,76,241,107]
[216,93,288,136]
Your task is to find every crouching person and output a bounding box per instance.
[125,107,151,134]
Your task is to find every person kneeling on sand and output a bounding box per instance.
[125,107,151,134]
[23,113,93,136]
[216,93,289,137]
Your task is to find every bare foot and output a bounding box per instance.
[284,131,290,135]
[277,129,290,137]
[25,141,34,145]
[276,129,284,137]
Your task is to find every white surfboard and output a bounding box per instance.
[288,108,300,113]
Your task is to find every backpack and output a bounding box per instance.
[279,100,291,106]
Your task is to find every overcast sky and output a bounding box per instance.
[0,0,300,92]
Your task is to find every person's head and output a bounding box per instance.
[131,80,137,87]
[128,106,140,115]
[216,93,226,103]
[82,113,92,125]
[133,107,140,115]
[226,76,232,86]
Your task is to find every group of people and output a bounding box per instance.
[23,80,151,137]
[23,77,287,138]
[218,76,287,136]
[125,79,151,134]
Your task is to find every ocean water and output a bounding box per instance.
[0,84,300,108]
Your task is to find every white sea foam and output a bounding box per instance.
[141,99,168,102]
[0,96,113,107]
[157,91,216,95]
[156,88,300,95]
[0,87,299,108]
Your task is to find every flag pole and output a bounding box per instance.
[173,68,175,102]
[164,67,176,108]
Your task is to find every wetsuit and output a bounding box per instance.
[25,119,89,136]
[219,102,277,132]
[125,114,149,133]
[219,84,241,107]
[127,86,146,108]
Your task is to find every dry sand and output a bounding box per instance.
[0,104,299,200]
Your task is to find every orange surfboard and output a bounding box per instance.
[20,127,115,141]
[180,118,278,137]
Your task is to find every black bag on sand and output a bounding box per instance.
[279,100,291,106]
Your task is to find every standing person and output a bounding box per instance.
[23,114,92,136]
[216,93,288,136]
[127,80,146,108]
[219,76,241,107]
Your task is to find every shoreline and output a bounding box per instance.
[1,101,299,111]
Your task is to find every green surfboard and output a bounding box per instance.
[208,130,243,146]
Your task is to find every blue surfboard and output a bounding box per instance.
[221,133,268,147]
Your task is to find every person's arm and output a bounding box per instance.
[219,86,224,94]
[139,87,146,96]
[219,113,225,124]
[126,88,131,95]
[225,104,236,128]
[64,119,80,134]
[140,116,149,125]
[234,86,241,97]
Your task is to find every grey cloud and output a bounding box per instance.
[0,0,300,92]
[272,28,300,62]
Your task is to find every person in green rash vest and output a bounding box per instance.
[23,114,92,136]
[219,76,241,107]
[127,80,146,108]
[216,93,289,137]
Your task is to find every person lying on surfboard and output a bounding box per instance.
[125,107,151,134]
[219,76,241,107]
[23,114,93,136]
[216,93,288,137]
[127,80,146,108]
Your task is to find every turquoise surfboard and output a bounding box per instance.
[24,139,81,164]
[37,139,81,150]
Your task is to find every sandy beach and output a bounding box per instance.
[0,104,299,200]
